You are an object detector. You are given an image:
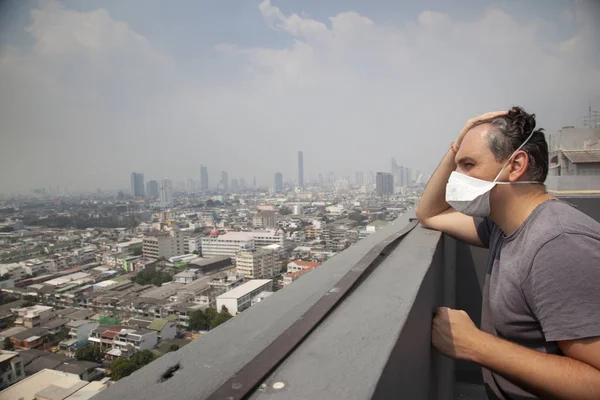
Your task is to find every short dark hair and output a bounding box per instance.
[476,106,549,182]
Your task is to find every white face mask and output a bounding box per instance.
[445,130,540,217]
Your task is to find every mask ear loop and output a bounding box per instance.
[493,129,536,183]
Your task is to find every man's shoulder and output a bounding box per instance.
[536,199,600,236]
[500,199,600,253]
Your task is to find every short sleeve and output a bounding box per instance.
[474,217,492,248]
[526,233,600,342]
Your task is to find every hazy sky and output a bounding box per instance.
[1,0,599,194]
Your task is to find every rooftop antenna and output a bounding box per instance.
[582,101,600,128]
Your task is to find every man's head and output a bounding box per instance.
[455,106,548,183]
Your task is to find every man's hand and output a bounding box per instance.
[453,111,508,152]
[432,307,482,361]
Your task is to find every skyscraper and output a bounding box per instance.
[240,178,246,188]
[200,165,209,191]
[147,180,159,197]
[376,172,394,196]
[355,171,365,186]
[130,172,145,198]
[187,178,197,192]
[221,171,229,191]
[231,179,239,192]
[159,179,173,208]
[298,151,304,188]
[274,172,283,192]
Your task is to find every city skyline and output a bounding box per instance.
[0,1,599,194]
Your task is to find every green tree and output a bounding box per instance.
[131,247,143,256]
[3,337,14,351]
[168,344,180,352]
[130,350,156,368]
[133,269,172,287]
[204,307,218,324]
[347,212,367,222]
[205,199,215,207]
[279,207,292,216]
[110,357,136,381]
[109,350,156,381]
[75,344,103,362]
[188,309,209,331]
[210,306,233,329]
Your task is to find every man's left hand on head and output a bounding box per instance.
[432,306,481,361]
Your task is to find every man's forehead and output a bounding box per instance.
[458,124,494,159]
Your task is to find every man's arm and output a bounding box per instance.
[472,332,600,400]
[432,308,600,400]
[415,146,484,247]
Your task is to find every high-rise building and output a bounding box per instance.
[274,172,283,192]
[240,178,246,189]
[253,176,256,188]
[298,151,304,188]
[391,157,405,186]
[231,179,239,192]
[146,180,159,197]
[355,171,364,186]
[221,171,229,191]
[376,172,394,196]
[159,179,173,208]
[200,165,209,191]
[130,172,145,198]
[318,173,324,187]
[366,171,375,185]
[187,179,197,192]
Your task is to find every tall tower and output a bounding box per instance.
[159,179,173,208]
[274,172,283,192]
[200,165,209,191]
[376,172,394,196]
[298,151,304,188]
[221,171,229,191]
[130,172,145,198]
[147,180,159,197]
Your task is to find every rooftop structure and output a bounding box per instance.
[0,368,108,400]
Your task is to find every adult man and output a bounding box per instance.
[416,107,600,399]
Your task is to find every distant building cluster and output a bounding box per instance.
[0,146,435,392]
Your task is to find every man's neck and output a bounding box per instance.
[490,187,556,237]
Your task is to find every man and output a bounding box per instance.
[416,107,600,400]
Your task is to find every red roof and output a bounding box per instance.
[101,331,119,339]
[290,260,321,268]
[284,265,319,279]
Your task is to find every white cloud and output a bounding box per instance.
[0,0,598,193]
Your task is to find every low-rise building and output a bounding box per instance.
[143,231,186,260]
[281,265,320,287]
[65,320,97,344]
[0,368,108,400]
[0,350,25,390]
[201,231,254,261]
[216,279,273,314]
[88,326,158,352]
[252,211,276,229]
[286,260,321,274]
[174,269,200,284]
[15,305,55,328]
[236,247,276,279]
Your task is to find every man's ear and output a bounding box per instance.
[508,150,529,182]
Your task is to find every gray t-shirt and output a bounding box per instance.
[475,199,600,400]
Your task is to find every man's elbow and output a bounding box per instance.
[415,206,431,228]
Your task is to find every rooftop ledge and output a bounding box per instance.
[93,210,492,400]
[93,196,598,400]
